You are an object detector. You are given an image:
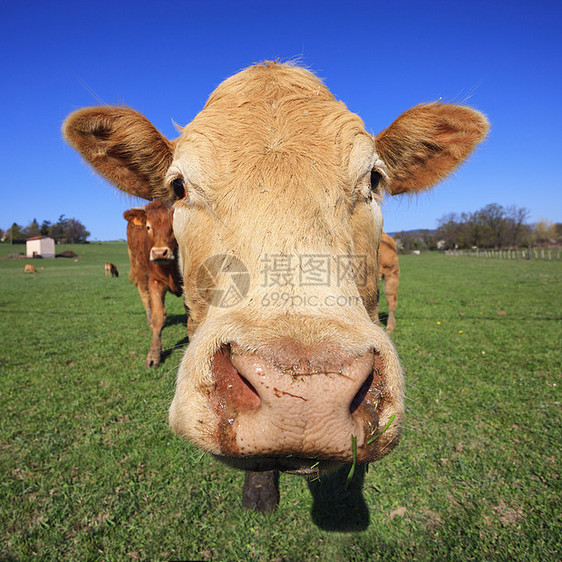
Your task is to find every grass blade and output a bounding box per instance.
[367,414,396,444]
[345,435,358,489]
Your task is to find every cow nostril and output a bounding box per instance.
[350,372,374,414]
[237,372,260,406]
[212,345,261,414]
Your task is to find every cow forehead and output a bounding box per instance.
[170,64,376,195]
[205,62,338,107]
[141,202,173,234]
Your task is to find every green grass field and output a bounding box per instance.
[1,244,560,560]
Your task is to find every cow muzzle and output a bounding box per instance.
[206,340,401,474]
[150,246,175,262]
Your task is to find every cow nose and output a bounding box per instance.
[211,344,384,461]
[150,247,171,261]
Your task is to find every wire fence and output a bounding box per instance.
[444,247,561,260]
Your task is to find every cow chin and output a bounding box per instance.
[168,310,404,470]
[212,455,344,477]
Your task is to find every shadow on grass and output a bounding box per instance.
[161,335,189,364]
[378,312,389,329]
[307,464,370,531]
[164,313,188,328]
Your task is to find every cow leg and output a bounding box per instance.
[146,281,167,367]
[383,275,398,333]
[242,470,279,512]
[185,308,198,342]
[373,281,381,326]
[136,284,152,327]
[187,316,199,340]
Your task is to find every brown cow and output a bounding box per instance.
[104,262,119,277]
[64,62,488,511]
[377,233,400,333]
[24,264,37,274]
[123,201,183,367]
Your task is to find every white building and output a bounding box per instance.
[26,236,55,258]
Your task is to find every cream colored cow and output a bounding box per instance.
[376,233,401,333]
[64,62,488,511]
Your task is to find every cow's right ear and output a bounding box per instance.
[63,106,174,200]
[123,208,147,226]
[375,103,489,196]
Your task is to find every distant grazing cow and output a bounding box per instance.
[377,233,400,333]
[105,262,119,277]
[64,61,488,512]
[123,201,183,367]
[24,264,37,274]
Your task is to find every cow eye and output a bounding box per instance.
[370,170,382,192]
[171,177,186,200]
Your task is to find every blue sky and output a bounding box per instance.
[1,0,560,240]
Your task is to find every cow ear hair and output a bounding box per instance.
[63,106,175,200]
[123,208,147,224]
[375,103,489,196]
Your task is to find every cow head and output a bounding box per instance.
[123,201,177,263]
[64,62,488,476]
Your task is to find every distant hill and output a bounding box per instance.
[386,228,440,253]
[387,228,437,238]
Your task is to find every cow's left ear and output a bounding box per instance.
[123,208,147,226]
[375,103,489,196]
[63,106,174,200]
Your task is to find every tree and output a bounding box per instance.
[44,215,90,243]
[436,204,532,249]
[504,206,531,247]
[63,218,90,243]
[436,213,462,249]
[533,219,557,245]
[22,219,41,239]
[475,203,505,248]
[556,223,562,243]
[3,215,91,244]
[421,229,438,251]
[7,223,24,243]
[48,215,66,242]
[392,229,437,253]
[40,220,52,236]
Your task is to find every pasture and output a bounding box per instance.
[1,243,560,560]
